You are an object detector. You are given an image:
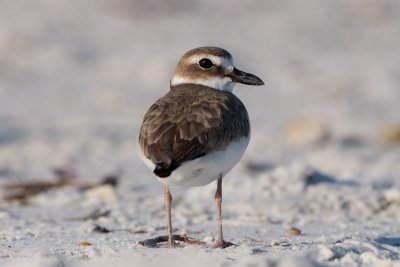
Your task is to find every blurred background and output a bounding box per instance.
[0,0,400,184]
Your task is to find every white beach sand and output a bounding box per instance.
[0,0,400,266]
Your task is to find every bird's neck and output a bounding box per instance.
[171,76,234,92]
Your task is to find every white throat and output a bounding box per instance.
[171,76,235,92]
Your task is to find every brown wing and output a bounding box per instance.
[139,84,249,177]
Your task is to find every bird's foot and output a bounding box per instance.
[165,239,178,248]
[213,240,235,249]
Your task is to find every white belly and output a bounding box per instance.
[138,136,250,187]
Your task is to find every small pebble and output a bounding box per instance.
[79,241,92,247]
[287,227,302,236]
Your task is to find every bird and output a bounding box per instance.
[138,46,264,248]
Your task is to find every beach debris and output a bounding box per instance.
[3,180,74,205]
[1,167,119,204]
[138,234,206,248]
[79,241,92,247]
[93,224,112,233]
[92,224,151,234]
[287,227,302,236]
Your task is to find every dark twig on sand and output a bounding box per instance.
[2,167,119,204]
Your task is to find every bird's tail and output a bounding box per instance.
[153,161,180,178]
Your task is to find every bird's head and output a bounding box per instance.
[171,47,264,92]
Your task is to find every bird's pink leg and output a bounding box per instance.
[164,185,176,247]
[213,175,233,248]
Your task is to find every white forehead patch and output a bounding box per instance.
[188,54,235,71]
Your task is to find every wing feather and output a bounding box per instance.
[139,84,249,177]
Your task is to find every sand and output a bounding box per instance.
[1,0,400,266]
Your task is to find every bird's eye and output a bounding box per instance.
[198,58,214,69]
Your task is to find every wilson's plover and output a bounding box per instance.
[138,46,264,248]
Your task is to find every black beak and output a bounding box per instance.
[227,67,264,86]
